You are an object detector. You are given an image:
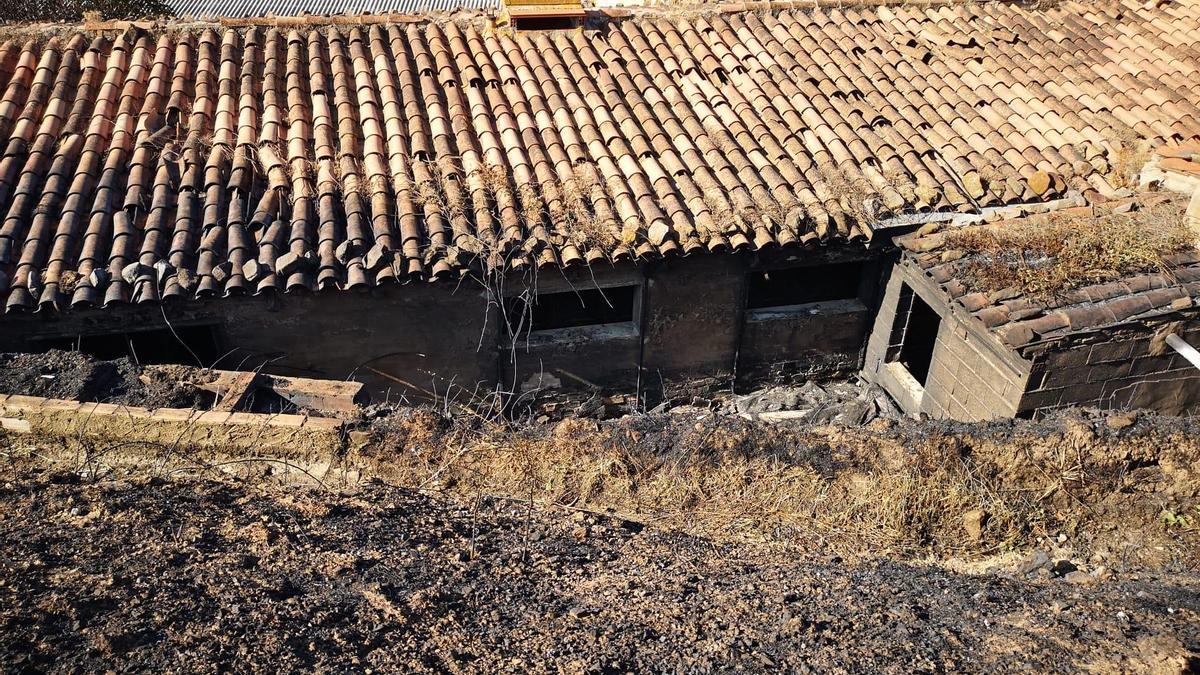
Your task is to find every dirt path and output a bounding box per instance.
[1,465,1196,674]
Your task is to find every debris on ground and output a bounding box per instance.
[0,351,213,409]
[0,351,362,416]
[728,379,901,424]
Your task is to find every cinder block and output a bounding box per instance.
[1085,360,1133,383]
[77,402,124,417]
[1058,381,1107,405]
[1124,375,1200,415]
[1088,341,1134,364]
[119,406,154,418]
[1019,387,1066,411]
[151,408,200,422]
[226,412,271,427]
[1128,339,1153,359]
[959,361,1004,397]
[38,399,83,412]
[267,414,308,428]
[302,416,345,431]
[1042,366,1088,389]
[922,395,949,418]
[4,395,46,410]
[1024,367,1047,392]
[1128,355,1176,378]
[1048,346,1090,369]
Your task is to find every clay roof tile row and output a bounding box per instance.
[2,0,1200,312]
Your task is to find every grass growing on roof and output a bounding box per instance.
[943,198,1195,300]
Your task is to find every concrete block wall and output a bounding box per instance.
[0,393,345,455]
[1,249,885,402]
[1020,318,1200,416]
[917,314,1027,421]
[0,283,501,402]
[863,260,1030,422]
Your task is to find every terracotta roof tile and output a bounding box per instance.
[3,1,1200,311]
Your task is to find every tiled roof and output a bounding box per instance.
[168,0,500,20]
[1,1,1200,313]
[896,194,1200,350]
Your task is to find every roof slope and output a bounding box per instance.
[0,1,1199,312]
[168,0,500,21]
[896,194,1200,351]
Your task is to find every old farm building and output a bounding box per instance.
[1,0,1200,418]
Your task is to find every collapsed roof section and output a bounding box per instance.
[0,0,1199,313]
[895,193,1200,352]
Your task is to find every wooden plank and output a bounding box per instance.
[213,371,261,412]
[140,366,364,413]
[268,376,365,413]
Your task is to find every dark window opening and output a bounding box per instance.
[746,261,864,310]
[511,15,581,30]
[28,325,223,366]
[506,285,638,333]
[886,284,940,387]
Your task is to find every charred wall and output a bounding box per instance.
[1,248,883,404]
[735,249,881,384]
[1019,316,1200,416]
[0,284,500,402]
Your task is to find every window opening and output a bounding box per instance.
[506,285,638,333]
[746,261,863,310]
[886,284,940,386]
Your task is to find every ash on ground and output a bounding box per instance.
[0,350,214,409]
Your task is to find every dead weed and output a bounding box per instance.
[944,198,1195,300]
[355,412,1200,560]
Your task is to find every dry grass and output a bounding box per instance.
[1106,129,1151,190]
[353,411,1200,560]
[818,161,880,225]
[566,163,626,250]
[944,198,1195,300]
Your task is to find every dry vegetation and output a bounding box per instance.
[944,198,1196,300]
[350,410,1200,563]
[0,0,171,23]
[1106,129,1152,190]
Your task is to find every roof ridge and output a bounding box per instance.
[0,0,1051,33]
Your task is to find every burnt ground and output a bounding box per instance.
[1,463,1197,674]
[0,351,213,410]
